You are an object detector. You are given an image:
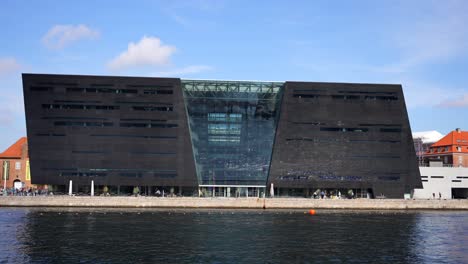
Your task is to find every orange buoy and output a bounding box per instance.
[308,209,316,215]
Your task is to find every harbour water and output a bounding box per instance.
[0,208,467,263]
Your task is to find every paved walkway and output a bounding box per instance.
[1,196,468,209]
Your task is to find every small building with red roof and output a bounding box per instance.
[423,128,468,167]
[0,137,32,190]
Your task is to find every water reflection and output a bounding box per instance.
[0,208,465,263]
[411,211,468,263]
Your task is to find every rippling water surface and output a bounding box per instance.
[0,208,467,263]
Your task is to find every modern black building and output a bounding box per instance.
[22,74,421,198]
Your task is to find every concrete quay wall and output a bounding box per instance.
[1,196,468,210]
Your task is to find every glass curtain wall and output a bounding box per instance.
[182,80,283,186]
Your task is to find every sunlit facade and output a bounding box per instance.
[23,74,421,198]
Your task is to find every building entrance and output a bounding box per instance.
[198,185,266,198]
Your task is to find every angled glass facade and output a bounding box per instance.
[182,80,283,186]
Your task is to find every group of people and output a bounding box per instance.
[0,187,47,196]
[312,190,354,199]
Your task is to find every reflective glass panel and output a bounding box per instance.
[182,80,284,186]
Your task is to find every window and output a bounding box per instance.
[15,162,21,170]
[30,86,53,92]
[208,123,241,135]
[119,123,178,128]
[364,96,398,101]
[66,87,137,94]
[320,127,368,132]
[331,95,360,100]
[54,121,113,127]
[380,128,402,133]
[42,104,119,110]
[378,176,400,181]
[143,89,173,95]
[90,134,177,139]
[207,113,242,122]
[132,106,173,111]
[208,135,241,145]
[293,94,320,98]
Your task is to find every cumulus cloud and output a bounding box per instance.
[154,65,213,77]
[42,24,99,49]
[438,94,468,108]
[107,36,177,71]
[0,58,21,75]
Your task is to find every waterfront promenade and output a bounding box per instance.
[1,196,468,209]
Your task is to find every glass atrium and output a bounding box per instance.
[182,80,283,196]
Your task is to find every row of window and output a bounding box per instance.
[292,89,396,95]
[207,113,242,122]
[54,121,113,127]
[428,146,467,153]
[53,121,178,128]
[68,150,176,155]
[132,106,173,111]
[43,104,120,110]
[319,127,401,133]
[207,124,241,135]
[90,134,177,139]
[31,86,174,95]
[58,172,177,178]
[120,123,178,128]
[42,104,175,112]
[293,94,398,101]
[45,168,176,173]
[285,138,401,143]
[66,88,138,94]
[208,135,241,143]
[279,175,400,181]
[36,133,66,137]
[291,122,402,128]
[320,127,369,132]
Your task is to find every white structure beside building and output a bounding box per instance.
[414,162,468,199]
[412,130,444,165]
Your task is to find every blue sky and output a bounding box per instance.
[0,0,467,150]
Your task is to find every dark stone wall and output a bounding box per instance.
[268,81,422,198]
[23,74,197,187]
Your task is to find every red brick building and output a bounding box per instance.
[424,128,468,167]
[0,137,32,190]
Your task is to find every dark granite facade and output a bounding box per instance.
[267,82,422,198]
[22,74,197,188]
[23,74,421,197]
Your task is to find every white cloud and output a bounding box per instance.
[0,58,20,75]
[154,65,213,77]
[107,36,176,71]
[42,24,99,49]
[438,94,468,108]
